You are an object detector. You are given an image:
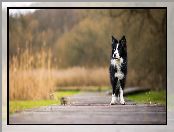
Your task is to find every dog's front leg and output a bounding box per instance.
[110,76,118,105]
[119,87,125,105]
[110,94,117,105]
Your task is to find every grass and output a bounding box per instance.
[126,90,166,105]
[9,91,80,114]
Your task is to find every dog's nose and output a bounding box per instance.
[113,54,116,58]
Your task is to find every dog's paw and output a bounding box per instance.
[110,96,117,105]
[110,101,117,105]
[120,99,125,105]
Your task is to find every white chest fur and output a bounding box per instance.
[111,58,124,80]
[115,71,124,80]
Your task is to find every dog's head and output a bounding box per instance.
[111,35,127,60]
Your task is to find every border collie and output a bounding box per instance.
[110,35,127,105]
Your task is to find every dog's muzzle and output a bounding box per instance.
[112,57,120,60]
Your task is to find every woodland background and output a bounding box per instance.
[9,9,166,100]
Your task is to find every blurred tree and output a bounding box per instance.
[9,9,166,90]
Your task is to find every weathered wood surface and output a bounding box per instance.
[9,92,166,124]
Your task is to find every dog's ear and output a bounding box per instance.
[120,36,127,51]
[120,35,126,46]
[112,36,118,45]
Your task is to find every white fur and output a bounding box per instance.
[111,57,123,67]
[115,72,124,80]
[115,44,120,58]
[120,57,123,64]
[119,87,125,104]
[111,59,117,67]
[112,57,124,80]
[110,94,117,105]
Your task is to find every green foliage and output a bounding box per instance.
[54,90,80,99]
[126,90,166,105]
[9,91,80,114]
[10,100,58,114]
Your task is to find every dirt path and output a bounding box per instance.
[9,92,166,124]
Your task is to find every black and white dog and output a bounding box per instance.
[110,35,127,105]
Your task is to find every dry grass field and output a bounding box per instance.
[10,47,54,100]
[9,47,147,100]
[9,46,111,100]
[10,67,111,100]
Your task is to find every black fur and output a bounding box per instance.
[109,36,127,97]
